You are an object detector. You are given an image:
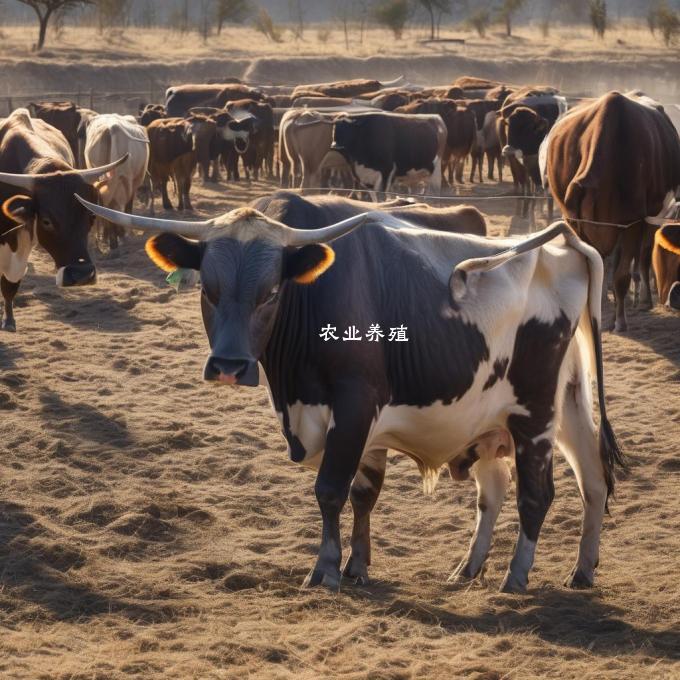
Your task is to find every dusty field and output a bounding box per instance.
[0,171,679,679]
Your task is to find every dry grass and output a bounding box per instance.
[0,173,679,679]
[0,21,676,65]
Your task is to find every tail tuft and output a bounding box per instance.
[599,416,628,504]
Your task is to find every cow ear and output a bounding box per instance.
[282,244,335,284]
[2,195,35,225]
[145,233,202,273]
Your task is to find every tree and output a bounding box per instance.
[96,0,131,32]
[288,0,305,39]
[498,0,525,37]
[655,1,680,46]
[215,0,253,34]
[15,0,93,49]
[373,0,411,39]
[418,0,450,40]
[588,0,606,38]
[467,8,490,37]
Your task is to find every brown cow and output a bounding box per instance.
[546,91,680,331]
[28,101,81,159]
[165,84,267,118]
[652,224,680,310]
[291,79,382,100]
[147,117,195,212]
[139,103,166,126]
[185,113,218,182]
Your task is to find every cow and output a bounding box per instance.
[369,91,412,111]
[652,223,680,310]
[544,91,680,331]
[78,196,625,595]
[291,77,405,100]
[75,107,99,168]
[331,111,446,197]
[225,99,275,180]
[165,84,267,118]
[212,110,254,183]
[293,96,354,109]
[84,113,150,249]
[250,191,487,237]
[146,117,195,212]
[185,113,218,183]
[28,101,81,160]
[0,109,127,330]
[279,109,341,189]
[395,99,474,186]
[139,103,166,126]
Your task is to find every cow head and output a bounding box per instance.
[75,197,371,386]
[185,114,217,152]
[502,106,549,160]
[214,111,252,154]
[139,104,166,127]
[330,116,370,157]
[0,154,129,287]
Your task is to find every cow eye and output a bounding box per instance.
[41,217,54,231]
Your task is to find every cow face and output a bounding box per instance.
[214,112,251,153]
[4,176,98,286]
[503,107,549,159]
[185,115,216,152]
[139,209,368,387]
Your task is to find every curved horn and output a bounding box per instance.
[0,172,35,193]
[379,75,406,88]
[0,154,130,193]
[74,195,212,238]
[285,211,377,246]
[79,153,130,184]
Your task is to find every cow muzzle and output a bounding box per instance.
[204,356,259,387]
[56,262,97,287]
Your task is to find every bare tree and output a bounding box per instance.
[288,0,305,39]
[418,0,450,39]
[215,0,253,34]
[373,0,412,39]
[498,0,525,37]
[15,0,93,49]
[96,0,131,32]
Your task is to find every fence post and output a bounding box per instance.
[7,97,12,115]
[89,88,94,110]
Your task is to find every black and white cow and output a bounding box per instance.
[330,111,447,197]
[77,196,625,594]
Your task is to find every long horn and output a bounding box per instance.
[79,153,130,184]
[379,75,405,88]
[0,154,131,193]
[0,172,35,193]
[75,195,212,238]
[285,211,377,246]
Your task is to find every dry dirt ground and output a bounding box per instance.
[0,172,678,680]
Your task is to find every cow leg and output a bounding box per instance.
[638,227,655,309]
[343,448,387,584]
[612,225,642,332]
[1,276,20,332]
[160,177,173,211]
[303,391,375,590]
[500,428,555,593]
[557,379,607,589]
[449,458,510,582]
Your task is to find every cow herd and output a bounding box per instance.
[0,73,679,594]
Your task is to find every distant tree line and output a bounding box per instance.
[8,0,680,51]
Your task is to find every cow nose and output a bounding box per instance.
[204,356,250,384]
[56,263,97,287]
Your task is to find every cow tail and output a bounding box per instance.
[567,232,628,503]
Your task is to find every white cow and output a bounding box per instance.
[84,114,149,249]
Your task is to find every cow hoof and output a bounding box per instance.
[447,562,476,584]
[302,568,341,591]
[342,556,368,585]
[564,567,594,589]
[499,572,528,594]
[1,319,16,332]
